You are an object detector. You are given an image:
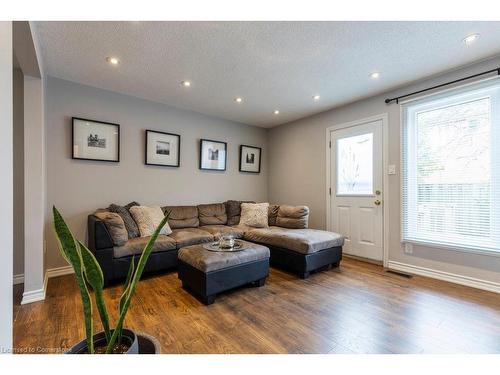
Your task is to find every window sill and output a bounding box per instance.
[402,239,500,258]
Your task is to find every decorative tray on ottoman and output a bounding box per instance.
[202,239,247,252]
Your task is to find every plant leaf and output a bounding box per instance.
[79,241,111,343]
[106,212,170,353]
[116,257,135,343]
[53,206,94,353]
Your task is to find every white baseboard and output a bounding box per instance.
[46,265,74,278]
[21,272,48,305]
[387,260,500,294]
[13,274,24,285]
[18,265,74,304]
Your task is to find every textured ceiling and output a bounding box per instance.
[34,21,500,128]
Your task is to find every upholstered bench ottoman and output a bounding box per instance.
[244,227,344,279]
[177,240,270,305]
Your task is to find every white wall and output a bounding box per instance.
[45,77,269,270]
[13,68,24,279]
[0,21,13,353]
[268,55,500,287]
[22,76,46,303]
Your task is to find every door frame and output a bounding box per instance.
[325,113,390,267]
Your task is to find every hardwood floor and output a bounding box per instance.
[13,258,500,354]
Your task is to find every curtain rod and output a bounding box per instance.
[384,67,500,104]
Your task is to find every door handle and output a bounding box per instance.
[374,200,381,206]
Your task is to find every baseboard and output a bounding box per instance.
[18,265,73,304]
[13,273,24,285]
[21,272,48,305]
[46,265,74,278]
[387,260,500,294]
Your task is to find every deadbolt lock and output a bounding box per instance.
[375,190,381,195]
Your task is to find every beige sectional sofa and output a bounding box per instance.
[88,201,344,285]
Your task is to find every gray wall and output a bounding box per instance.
[13,67,24,278]
[268,55,500,284]
[45,77,268,269]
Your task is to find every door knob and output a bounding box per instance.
[374,200,381,206]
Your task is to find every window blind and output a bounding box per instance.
[402,78,500,253]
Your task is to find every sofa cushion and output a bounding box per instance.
[162,206,199,229]
[178,240,270,272]
[199,225,245,239]
[94,211,128,246]
[113,235,177,258]
[244,226,344,254]
[169,228,214,248]
[268,204,280,226]
[240,202,269,228]
[129,206,172,237]
[225,200,255,226]
[198,203,227,225]
[109,201,141,238]
[276,205,309,229]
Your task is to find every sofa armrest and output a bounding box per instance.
[88,214,114,251]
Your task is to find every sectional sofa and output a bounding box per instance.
[88,201,344,286]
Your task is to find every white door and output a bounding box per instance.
[330,120,383,261]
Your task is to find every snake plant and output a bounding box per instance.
[53,206,169,354]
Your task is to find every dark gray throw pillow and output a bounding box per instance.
[109,201,140,239]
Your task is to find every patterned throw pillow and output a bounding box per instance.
[240,202,269,228]
[109,201,141,238]
[129,206,172,237]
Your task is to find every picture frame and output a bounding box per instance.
[145,130,181,167]
[239,144,262,173]
[199,139,227,171]
[72,117,120,162]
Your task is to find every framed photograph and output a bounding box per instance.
[145,130,181,167]
[199,139,227,171]
[72,117,120,162]
[239,144,261,173]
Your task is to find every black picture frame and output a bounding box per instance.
[199,139,227,171]
[72,117,120,162]
[239,144,262,173]
[145,130,181,167]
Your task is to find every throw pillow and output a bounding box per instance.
[276,205,309,229]
[109,201,141,238]
[268,204,280,226]
[240,202,269,228]
[129,206,172,237]
[94,211,128,246]
[225,200,255,226]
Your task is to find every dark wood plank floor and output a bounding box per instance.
[13,258,500,353]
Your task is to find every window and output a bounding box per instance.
[402,79,500,253]
[337,132,373,195]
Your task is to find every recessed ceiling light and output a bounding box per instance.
[370,72,380,79]
[235,97,243,103]
[181,80,191,87]
[463,33,480,45]
[313,95,320,101]
[106,57,120,65]
[274,110,280,115]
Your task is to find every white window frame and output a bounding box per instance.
[401,77,500,256]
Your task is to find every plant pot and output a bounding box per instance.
[137,332,161,354]
[66,328,138,354]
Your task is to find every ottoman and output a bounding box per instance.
[177,240,270,305]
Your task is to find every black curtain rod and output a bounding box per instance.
[385,67,500,104]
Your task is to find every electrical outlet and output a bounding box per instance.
[404,243,413,254]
